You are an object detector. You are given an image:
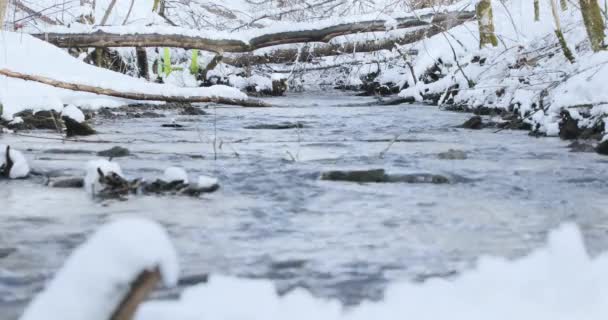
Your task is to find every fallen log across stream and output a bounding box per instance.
[30,10,474,56]
[0,68,271,107]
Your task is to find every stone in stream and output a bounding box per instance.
[44,148,94,155]
[180,105,208,115]
[567,141,596,153]
[97,146,130,158]
[387,174,451,184]
[62,116,96,137]
[460,116,483,129]
[321,169,388,183]
[244,122,305,130]
[596,140,608,155]
[558,111,581,140]
[0,247,16,259]
[162,123,184,128]
[48,176,85,188]
[437,149,467,160]
[320,169,453,184]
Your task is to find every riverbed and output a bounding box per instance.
[2,92,608,318]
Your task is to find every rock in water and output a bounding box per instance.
[558,111,581,140]
[438,149,467,160]
[461,116,483,129]
[97,146,130,158]
[0,145,30,179]
[48,176,85,188]
[244,122,305,130]
[321,169,387,183]
[567,141,595,153]
[62,116,96,137]
[596,140,608,155]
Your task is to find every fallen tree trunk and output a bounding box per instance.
[0,68,271,107]
[225,25,441,66]
[31,10,474,53]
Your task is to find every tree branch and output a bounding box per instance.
[0,68,271,107]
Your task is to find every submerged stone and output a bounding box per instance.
[97,146,130,158]
[438,149,467,160]
[460,116,483,129]
[321,169,387,183]
[245,122,305,130]
[62,116,96,137]
[48,176,85,188]
[596,140,608,155]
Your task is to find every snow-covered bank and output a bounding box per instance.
[0,31,247,119]
[125,223,606,320]
[391,0,608,138]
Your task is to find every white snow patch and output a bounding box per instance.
[61,105,86,123]
[136,223,608,320]
[197,175,219,189]
[20,217,179,320]
[0,145,30,179]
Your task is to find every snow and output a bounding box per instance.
[0,145,30,179]
[135,223,608,320]
[0,31,248,119]
[20,217,179,320]
[163,167,189,184]
[197,175,219,189]
[84,159,123,194]
[61,105,85,123]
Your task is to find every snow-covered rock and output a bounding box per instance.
[61,105,85,123]
[20,218,179,320]
[84,159,123,194]
[197,175,219,189]
[0,145,30,179]
[163,167,189,183]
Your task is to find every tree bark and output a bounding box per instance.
[0,68,271,107]
[31,11,474,53]
[534,0,540,21]
[579,0,605,51]
[136,47,149,79]
[476,0,498,48]
[0,0,8,29]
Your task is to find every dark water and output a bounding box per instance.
[2,93,608,318]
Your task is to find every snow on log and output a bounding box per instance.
[0,68,271,107]
[20,218,179,320]
[30,10,474,53]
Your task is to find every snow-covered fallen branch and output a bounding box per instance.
[31,11,474,53]
[0,68,271,107]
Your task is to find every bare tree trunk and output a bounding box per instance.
[476,0,498,48]
[79,0,96,24]
[534,0,540,21]
[560,0,568,10]
[579,0,605,51]
[0,68,271,107]
[136,47,149,79]
[550,0,574,62]
[0,0,8,29]
[100,0,118,25]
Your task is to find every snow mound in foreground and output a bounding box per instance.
[20,217,179,320]
[137,224,608,320]
[0,31,247,119]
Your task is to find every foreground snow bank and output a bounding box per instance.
[0,31,247,119]
[136,224,608,320]
[20,218,179,320]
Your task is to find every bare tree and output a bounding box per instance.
[0,0,8,29]
[579,0,605,51]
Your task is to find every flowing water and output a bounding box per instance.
[1,92,608,318]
